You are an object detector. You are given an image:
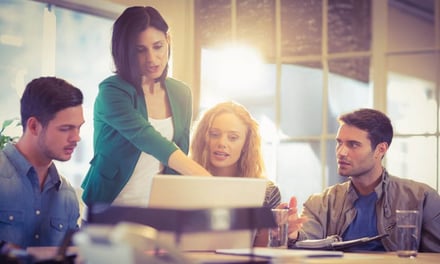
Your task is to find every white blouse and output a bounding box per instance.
[113,117,174,207]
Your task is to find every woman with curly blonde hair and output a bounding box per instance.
[190,101,281,246]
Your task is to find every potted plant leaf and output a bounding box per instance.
[0,118,21,150]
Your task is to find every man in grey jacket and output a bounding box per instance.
[285,108,440,252]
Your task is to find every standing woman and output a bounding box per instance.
[81,6,210,209]
[190,101,281,246]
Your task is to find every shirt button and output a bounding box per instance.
[8,215,14,221]
[35,234,40,239]
[59,224,63,229]
[36,210,41,215]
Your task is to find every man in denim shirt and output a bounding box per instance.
[0,77,84,248]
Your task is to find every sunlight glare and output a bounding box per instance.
[210,44,264,97]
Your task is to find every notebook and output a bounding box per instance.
[148,174,269,251]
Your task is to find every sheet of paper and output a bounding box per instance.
[215,247,344,258]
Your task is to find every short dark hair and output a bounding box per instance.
[111,6,170,93]
[338,108,393,149]
[20,76,83,130]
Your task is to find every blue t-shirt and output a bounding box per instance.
[342,191,385,251]
[0,144,79,248]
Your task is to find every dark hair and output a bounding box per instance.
[338,108,393,149]
[20,76,83,130]
[111,6,170,93]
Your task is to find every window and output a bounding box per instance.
[195,0,439,205]
[0,0,114,188]
[386,0,439,189]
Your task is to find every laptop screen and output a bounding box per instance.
[148,174,268,209]
[148,175,269,251]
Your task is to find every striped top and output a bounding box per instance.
[264,180,282,208]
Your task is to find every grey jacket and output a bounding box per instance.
[295,169,440,252]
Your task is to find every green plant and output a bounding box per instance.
[0,118,21,150]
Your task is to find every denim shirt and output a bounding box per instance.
[0,144,79,248]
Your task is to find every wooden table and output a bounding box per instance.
[26,247,268,263]
[301,252,439,264]
[26,247,439,264]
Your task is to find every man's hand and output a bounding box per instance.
[277,196,308,240]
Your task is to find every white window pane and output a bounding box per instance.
[200,47,275,112]
[387,71,437,134]
[276,142,322,207]
[280,64,323,137]
[328,60,372,134]
[386,136,437,189]
[0,0,45,123]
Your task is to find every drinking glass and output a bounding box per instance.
[268,208,289,248]
[396,210,419,258]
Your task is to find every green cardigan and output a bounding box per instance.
[81,75,192,205]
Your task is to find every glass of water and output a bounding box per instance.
[268,208,289,248]
[396,210,419,258]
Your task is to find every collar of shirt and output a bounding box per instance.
[347,169,392,217]
[3,143,62,191]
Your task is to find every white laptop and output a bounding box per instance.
[148,174,267,208]
[148,174,268,251]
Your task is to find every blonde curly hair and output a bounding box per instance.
[190,101,266,178]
